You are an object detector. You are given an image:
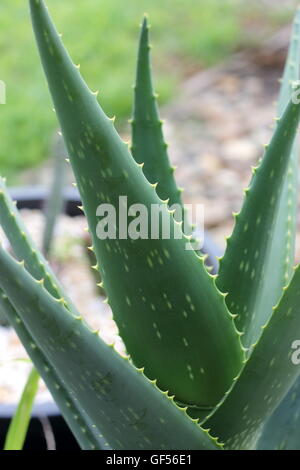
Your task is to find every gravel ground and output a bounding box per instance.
[164,25,300,258]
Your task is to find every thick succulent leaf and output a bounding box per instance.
[0,248,221,451]
[257,376,300,450]
[131,17,183,208]
[256,24,300,440]
[132,17,213,267]
[278,10,300,114]
[42,136,67,256]
[268,10,300,276]
[0,177,76,312]
[204,265,300,449]
[0,288,106,450]
[0,161,79,435]
[30,0,244,408]
[258,10,300,343]
[217,69,300,351]
[0,300,9,326]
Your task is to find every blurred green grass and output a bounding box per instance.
[0,0,293,180]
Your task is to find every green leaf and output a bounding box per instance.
[216,45,300,351]
[131,17,206,261]
[0,288,108,450]
[0,156,76,437]
[0,289,108,449]
[0,299,9,326]
[131,17,183,209]
[257,376,300,450]
[42,136,67,256]
[4,368,40,451]
[255,9,300,346]
[0,247,221,451]
[29,0,244,408]
[0,177,76,313]
[204,264,300,449]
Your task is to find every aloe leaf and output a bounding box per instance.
[4,368,40,450]
[258,36,300,443]
[0,300,9,326]
[29,0,244,408]
[131,17,183,209]
[0,146,75,442]
[0,248,221,451]
[257,10,300,344]
[42,136,67,256]
[204,264,300,449]
[263,10,300,289]
[0,288,108,450]
[131,17,211,262]
[257,376,300,450]
[216,42,300,351]
[0,177,76,313]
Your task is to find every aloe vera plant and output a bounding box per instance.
[1,134,67,450]
[1,0,300,450]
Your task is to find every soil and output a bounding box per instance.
[164,24,300,258]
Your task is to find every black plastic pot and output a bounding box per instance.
[0,402,79,450]
[10,185,81,216]
[0,185,221,450]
